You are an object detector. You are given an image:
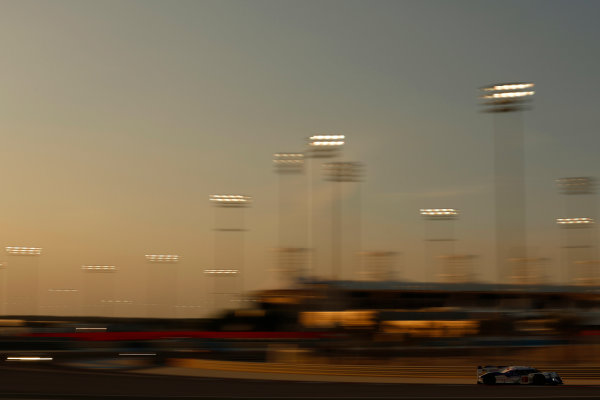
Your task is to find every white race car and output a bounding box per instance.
[477,365,563,385]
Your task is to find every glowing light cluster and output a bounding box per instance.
[480,82,535,111]
[100,299,133,303]
[323,161,363,182]
[5,247,42,255]
[273,153,305,167]
[420,208,459,216]
[81,265,117,271]
[273,153,304,159]
[209,194,251,206]
[310,141,345,146]
[483,83,534,91]
[6,357,52,361]
[308,135,345,147]
[482,91,535,99]
[556,217,594,225]
[310,135,344,140]
[145,254,179,263]
[204,269,238,274]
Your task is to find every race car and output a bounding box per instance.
[477,365,563,385]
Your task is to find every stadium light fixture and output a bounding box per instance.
[307,135,345,158]
[100,299,132,304]
[420,208,459,218]
[81,265,117,272]
[145,254,180,263]
[482,83,534,91]
[322,161,363,182]
[204,269,238,275]
[480,82,535,112]
[209,194,251,207]
[308,135,345,147]
[556,217,594,226]
[5,247,42,256]
[273,153,305,173]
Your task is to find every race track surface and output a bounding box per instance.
[0,365,599,400]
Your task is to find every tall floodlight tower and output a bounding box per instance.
[208,194,251,314]
[81,265,117,316]
[556,217,596,284]
[271,248,309,286]
[480,82,535,283]
[273,153,308,284]
[306,135,345,278]
[556,177,598,285]
[419,209,458,282]
[359,251,397,281]
[5,247,42,315]
[438,254,477,283]
[508,257,547,284]
[322,161,363,280]
[145,254,179,318]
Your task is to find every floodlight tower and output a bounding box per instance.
[480,82,535,283]
[556,177,598,284]
[5,247,42,315]
[209,194,251,313]
[305,135,345,278]
[145,254,179,318]
[81,265,117,317]
[359,251,397,281]
[438,254,477,283]
[556,217,596,284]
[573,260,600,285]
[419,209,458,282]
[272,247,309,285]
[273,153,308,284]
[508,257,547,284]
[322,161,363,280]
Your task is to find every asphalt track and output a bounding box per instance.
[0,365,600,400]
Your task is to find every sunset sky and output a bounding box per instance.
[1,0,599,316]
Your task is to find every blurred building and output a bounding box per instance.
[253,279,600,347]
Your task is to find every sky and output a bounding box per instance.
[1,0,600,317]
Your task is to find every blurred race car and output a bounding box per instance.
[477,365,563,385]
